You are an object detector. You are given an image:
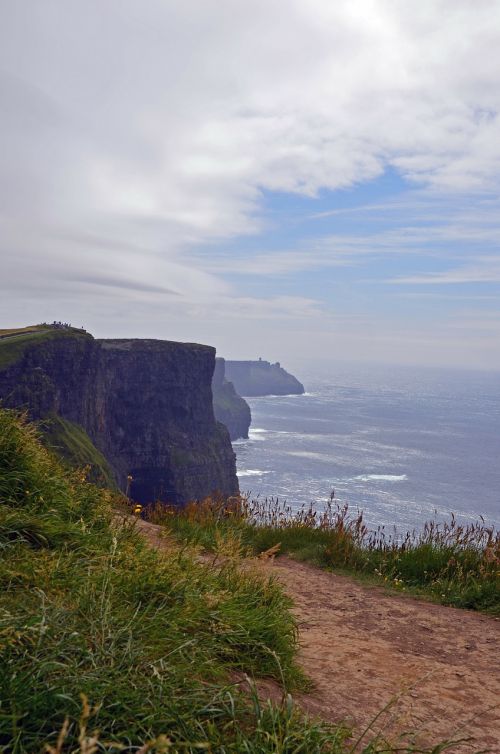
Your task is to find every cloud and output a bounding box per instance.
[1,1,500,366]
[2,2,500,225]
[75,275,179,296]
[388,256,500,285]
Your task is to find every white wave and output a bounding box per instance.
[287,449,337,462]
[287,450,323,459]
[237,469,269,477]
[248,428,267,441]
[354,474,408,482]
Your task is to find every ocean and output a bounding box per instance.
[233,363,500,533]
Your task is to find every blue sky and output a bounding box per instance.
[1,1,499,370]
[197,171,500,368]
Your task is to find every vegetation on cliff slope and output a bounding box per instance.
[0,409,481,752]
[152,497,500,616]
[39,413,117,489]
[0,325,91,370]
[0,409,347,753]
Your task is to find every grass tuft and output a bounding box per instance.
[149,496,500,615]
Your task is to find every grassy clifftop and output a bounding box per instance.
[0,325,91,370]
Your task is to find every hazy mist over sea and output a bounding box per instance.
[234,364,500,533]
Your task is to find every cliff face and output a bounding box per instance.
[224,360,305,397]
[212,358,251,440]
[94,340,238,503]
[0,329,239,504]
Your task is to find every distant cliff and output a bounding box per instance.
[212,358,251,440]
[224,359,305,397]
[0,327,238,504]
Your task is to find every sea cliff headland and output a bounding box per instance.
[0,325,238,503]
[224,359,305,397]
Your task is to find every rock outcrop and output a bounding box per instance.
[0,328,239,504]
[212,358,251,440]
[224,359,305,397]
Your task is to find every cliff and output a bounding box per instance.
[224,359,305,397]
[212,358,251,440]
[0,327,239,504]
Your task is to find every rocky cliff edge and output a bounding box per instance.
[0,327,239,504]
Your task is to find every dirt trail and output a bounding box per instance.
[132,519,500,752]
[272,557,499,752]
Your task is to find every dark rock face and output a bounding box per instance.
[95,340,238,503]
[224,360,305,397]
[212,358,251,440]
[0,333,239,504]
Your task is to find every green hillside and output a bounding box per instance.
[40,414,117,489]
[0,324,91,370]
[0,408,340,753]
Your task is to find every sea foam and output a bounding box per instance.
[237,469,269,477]
[354,474,408,482]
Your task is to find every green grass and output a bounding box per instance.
[0,409,352,753]
[0,326,91,370]
[150,497,500,616]
[39,414,117,489]
[0,410,478,752]
[0,325,48,337]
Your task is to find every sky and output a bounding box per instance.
[1,1,500,371]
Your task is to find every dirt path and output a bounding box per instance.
[272,557,499,752]
[131,519,500,752]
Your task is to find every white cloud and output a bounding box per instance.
[388,256,500,285]
[1,1,500,366]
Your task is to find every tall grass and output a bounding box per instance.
[0,410,484,752]
[0,410,344,752]
[149,496,500,615]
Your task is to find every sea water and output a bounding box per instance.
[233,363,500,533]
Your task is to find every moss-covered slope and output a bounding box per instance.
[39,414,116,489]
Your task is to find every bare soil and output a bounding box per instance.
[132,518,500,752]
[272,557,499,752]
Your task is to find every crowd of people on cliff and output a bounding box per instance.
[40,321,86,331]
